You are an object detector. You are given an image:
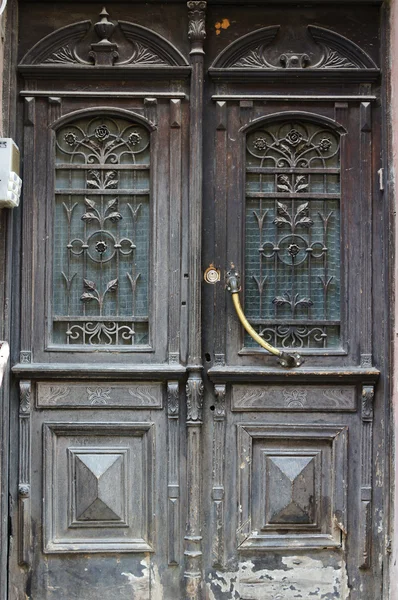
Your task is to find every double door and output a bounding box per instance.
[10,2,387,598]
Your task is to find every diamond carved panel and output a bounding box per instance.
[237,424,347,550]
[70,450,128,527]
[266,454,318,526]
[44,422,154,553]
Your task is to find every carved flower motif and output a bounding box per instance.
[128,131,142,146]
[253,137,268,151]
[318,137,332,152]
[285,129,303,147]
[64,132,78,146]
[94,125,110,142]
[287,243,300,257]
[95,241,108,254]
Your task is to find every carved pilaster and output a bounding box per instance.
[187,1,206,368]
[185,372,204,599]
[167,381,180,565]
[359,384,375,569]
[19,381,32,566]
[212,384,226,567]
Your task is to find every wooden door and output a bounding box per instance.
[9,2,387,599]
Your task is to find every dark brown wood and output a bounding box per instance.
[6,3,388,599]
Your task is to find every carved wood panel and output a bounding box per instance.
[237,424,347,550]
[43,422,155,553]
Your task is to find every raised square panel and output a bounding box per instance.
[237,424,347,550]
[68,449,128,527]
[44,422,154,553]
[264,452,320,528]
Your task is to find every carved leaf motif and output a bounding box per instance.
[84,198,96,210]
[321,47,356,69]
[104,171,118,189]
[80,292,96,302]
[295,176,309,192]
[81,212,98,223]
[295,297,313,308]
[107,212,123,223]
[296,216,313,228]
[106,278,118,292]
[295,202,309,217]
[44,45,80,64]
[273,296,290,307]
[233,45,273,69]
[127,41,167,65]
[276,201,290,217]
[87,170,101,189]
[84,279,96,291]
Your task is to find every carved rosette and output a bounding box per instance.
[187,1,207,55]
[186,375,204,422]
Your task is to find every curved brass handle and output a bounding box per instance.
[226,267,303,368]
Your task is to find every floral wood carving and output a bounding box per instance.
[187,1,207,44]
[20,9,189,69]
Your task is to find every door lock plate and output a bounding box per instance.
[204,264,221,284]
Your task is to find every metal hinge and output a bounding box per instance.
[378,167,384,192]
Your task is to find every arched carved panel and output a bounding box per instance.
[209,24,378,81]
[19,7,189,70]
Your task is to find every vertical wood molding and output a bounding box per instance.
[187,0,206,366]
[214,101,227,367]
[167,381,180,565]
[359,384,374,569]
[185,370,204,599]
[18,380,31,567]
[360,101,373,367]
[21,98,35,358]
[212,384,226,567]
[169,99,182,364]
[186,3,206,598]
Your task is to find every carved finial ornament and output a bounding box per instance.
[90,7,119,66]
[187,1,207,55]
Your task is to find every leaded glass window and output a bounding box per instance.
[245,121,341,350]
[52,116,150,346]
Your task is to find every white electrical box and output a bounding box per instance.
[0,138,22,208]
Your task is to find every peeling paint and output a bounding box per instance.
[207,555,350,600]
[121,557,163,600]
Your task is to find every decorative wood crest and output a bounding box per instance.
[19,7,189,70]
[210,24,378,78]
[187,1,207,54]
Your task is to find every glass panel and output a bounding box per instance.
[52,116,150,347]
[245,121,341,350]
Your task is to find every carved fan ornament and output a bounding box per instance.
[210,24,378,72]
[19,7,189,69]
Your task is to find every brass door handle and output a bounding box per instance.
[226,267,303,368]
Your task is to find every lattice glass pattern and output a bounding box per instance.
[245,121,341,349]
[52,116,150,346]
